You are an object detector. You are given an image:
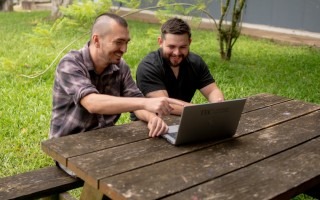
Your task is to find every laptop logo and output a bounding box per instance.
[200,108,229,116]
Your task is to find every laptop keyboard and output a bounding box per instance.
[167,125,179,139]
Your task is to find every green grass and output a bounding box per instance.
[0,11,319,199]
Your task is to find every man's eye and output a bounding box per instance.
[114,41,128,46]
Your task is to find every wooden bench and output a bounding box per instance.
[0,166,83,200]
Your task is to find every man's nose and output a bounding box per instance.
[120,43,127,53]
[173,48,181,55]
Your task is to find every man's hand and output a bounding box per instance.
[147,116,169,137]
[214,97,224,103]
[144,97,185,117]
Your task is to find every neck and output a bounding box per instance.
[89,44,108,75]
[171,65,180,78]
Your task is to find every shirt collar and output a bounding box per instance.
[81,41,120,75]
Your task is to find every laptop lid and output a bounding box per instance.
[163,98,246,145]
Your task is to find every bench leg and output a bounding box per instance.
[80,182,107,200]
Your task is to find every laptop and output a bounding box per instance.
[162,98,246,145]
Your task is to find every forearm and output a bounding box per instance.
[81,93,146,114]
[81,93,182,117]
[134,110,156,122]
[208,89,224,103]
[170,101,192,115]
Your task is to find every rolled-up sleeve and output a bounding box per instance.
[56,58,98,106]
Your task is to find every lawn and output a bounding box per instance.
[0,11,319,199]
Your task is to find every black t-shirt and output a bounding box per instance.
[136,49,215,102]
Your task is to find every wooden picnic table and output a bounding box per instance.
[41,93,320,200]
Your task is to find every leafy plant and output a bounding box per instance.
[25,22,56,48]
[21,0,114,78]
[59,0,113,32]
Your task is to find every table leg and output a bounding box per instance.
[80,182,107,200]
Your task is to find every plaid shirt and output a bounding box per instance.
[50,42,143,138]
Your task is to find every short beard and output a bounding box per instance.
[170,63,180,68]
[169,55,184,68]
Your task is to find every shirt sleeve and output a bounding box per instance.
[189,53,215,89]
[55,56,98,106]
[136,52,167,95]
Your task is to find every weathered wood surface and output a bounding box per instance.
[242,93,291,113]
[41,93,315,166]
[236,99,320,136]
[60,96,320,190]
[0,166,83,200]
[163,137,320,200]
[42,120,150,166]
[40,93,320,200]
[99,111,320,199]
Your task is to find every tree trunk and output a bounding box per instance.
[51,0,72,19]
[217,0,246,61]
[226,45,232,60]
[219,32,226,59]
[0,0,14,11]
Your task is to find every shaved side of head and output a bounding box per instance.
[90,13,128,41]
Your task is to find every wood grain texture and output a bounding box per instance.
[66,99,320,190]
[164,137,320,200]
[0,166,83,200]
[42,93,312,165]
[41,120,150,166]
[243,93,291,113]
[99,111,320,199]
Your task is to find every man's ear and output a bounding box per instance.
[92,35,100,48]
[158,36,163,46]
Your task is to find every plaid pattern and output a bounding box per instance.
[50,42,143,138]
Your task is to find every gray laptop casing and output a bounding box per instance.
[163,98,246,145]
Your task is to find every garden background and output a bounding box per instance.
[0,10,319,199]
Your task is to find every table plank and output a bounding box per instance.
[98,111,320,199]
[68,138,206,188]
[42,116,183,166]
[236,99,320,136]
[242,93,291,113]
[42,120,151,166]
[164,137,320,200]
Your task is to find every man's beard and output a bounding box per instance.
[168,54,185,67]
